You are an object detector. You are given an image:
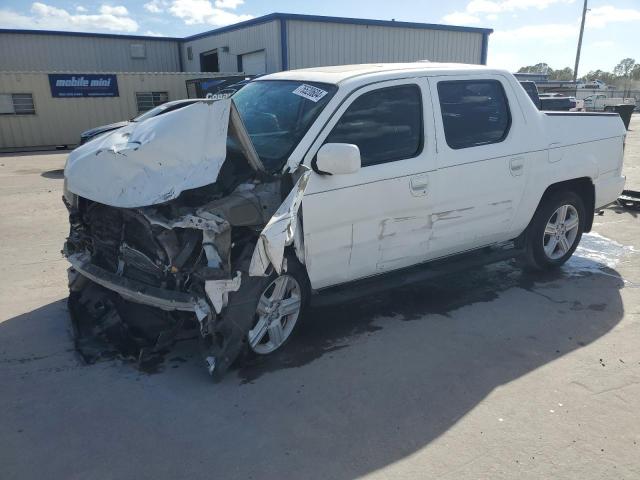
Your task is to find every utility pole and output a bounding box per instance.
[573,0,588,83]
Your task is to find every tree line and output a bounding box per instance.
[517,58,639,85]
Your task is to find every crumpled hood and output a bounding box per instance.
[65,99,231,208]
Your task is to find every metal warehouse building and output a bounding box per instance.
[179,13,492,74]
[0,12,492,150]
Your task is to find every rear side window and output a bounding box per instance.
[437,80,511,149]
[325,85,423,167]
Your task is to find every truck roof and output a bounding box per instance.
[259,62,508,86]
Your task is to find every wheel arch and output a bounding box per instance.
[538,177,596,232]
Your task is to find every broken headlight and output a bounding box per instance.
[63,177,79,210]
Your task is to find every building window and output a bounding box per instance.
[130,43,146,59]
[135,91,169,113]
[437,80,511,150]
[0,93,35,115]
[187,46,193,61]
[325,85,423,167]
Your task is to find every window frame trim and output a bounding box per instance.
[134,91,169,114]
[0,93,36,116]
[436,78,512,151]
[323,83,425,168]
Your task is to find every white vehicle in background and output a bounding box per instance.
[583,93,635,111]
[62,63,627,379]
[577,79,609,90]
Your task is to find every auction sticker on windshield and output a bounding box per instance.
[292,84,328,103]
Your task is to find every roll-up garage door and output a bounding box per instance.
[240,50,266,75]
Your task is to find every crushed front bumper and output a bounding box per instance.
[67,253,211,319]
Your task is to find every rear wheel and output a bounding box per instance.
[524,191,585,270]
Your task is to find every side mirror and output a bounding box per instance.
[314,143,361,175]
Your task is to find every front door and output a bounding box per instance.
[301,79,437,289]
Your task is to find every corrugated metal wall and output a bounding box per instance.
[181,20,281,73]
[0,19,489,149]
[0,72,217,149]
[284,20,484,69]
[0,33,181,72]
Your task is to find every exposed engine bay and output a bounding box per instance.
[63,98,309,379]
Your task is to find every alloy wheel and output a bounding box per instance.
[247,274,302,354]
[542,204,580,260]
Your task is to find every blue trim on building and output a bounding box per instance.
[0,28,180,41]
[284,13,492,34]
[0,13,492,44]
[0,13,492,66]
[182,13,281,41]
[279,18,288,71]
[480,33,489,65]
[182,12,493,41]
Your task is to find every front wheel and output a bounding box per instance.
[247,272,304,354]
[203,254,310,381]
[524,191,585,270]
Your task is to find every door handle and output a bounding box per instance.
[509,157,524,176]
[410,174,429,196]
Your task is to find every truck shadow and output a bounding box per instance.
[0,259,626,479]
[237,259,622,382]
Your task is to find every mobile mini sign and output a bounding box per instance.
[48,74,119,98]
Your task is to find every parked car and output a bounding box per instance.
[185,75,255,99]
[78,98,202,145]
[63,63,626,379]
[538,92,578,111]
[213,76,260,99]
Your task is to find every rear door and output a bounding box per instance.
[301,78,437,289]
[427,74,534,258]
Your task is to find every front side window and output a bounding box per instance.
[325,85,423,167]
[437,80,511,150]
[232,80,337,172]
[135,91,169,113]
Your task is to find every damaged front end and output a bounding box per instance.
[63,98,309,378]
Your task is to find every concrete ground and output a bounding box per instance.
[1,116,639,480]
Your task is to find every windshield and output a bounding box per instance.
[232,80,337,172]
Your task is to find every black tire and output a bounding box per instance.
[524,190,586,270]
[204,253,310,381]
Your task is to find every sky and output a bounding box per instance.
[0,0,638,75]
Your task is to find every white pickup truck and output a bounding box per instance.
[63,63,626,378]
[583,93,635,111]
